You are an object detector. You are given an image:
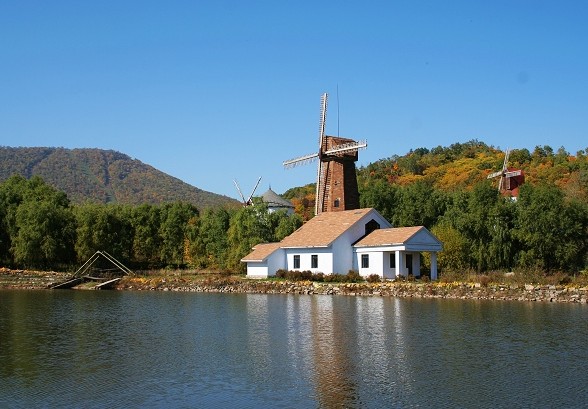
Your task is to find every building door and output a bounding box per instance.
[406,254,413,275]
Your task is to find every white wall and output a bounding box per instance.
[286,248,333,274]
[246,263,269,278]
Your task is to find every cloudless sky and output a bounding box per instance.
[1,1,587,199]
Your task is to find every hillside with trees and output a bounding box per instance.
[284,140,588,274]
[0,147,237,208]
[0,175,302,272]
[1,140,586,276]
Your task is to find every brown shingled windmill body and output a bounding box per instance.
[283,93,367,214]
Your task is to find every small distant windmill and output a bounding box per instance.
[487,149,525,197]
[283,93,367,214]
[233,176,262,207]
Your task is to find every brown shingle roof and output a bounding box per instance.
[241,242,283,262]
[354,226,424,247]
[241,208,379,262]
[280,208,375,248]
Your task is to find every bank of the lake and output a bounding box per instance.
[2,267,588,303]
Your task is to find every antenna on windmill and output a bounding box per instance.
[487,148,524,198]
[233,176,262,206]
[283,92,367,214]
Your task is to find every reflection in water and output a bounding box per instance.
[1,291,588,408]
[310,296,357,408]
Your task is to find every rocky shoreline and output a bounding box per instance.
[117,276,588,303]
[2,268,587,303]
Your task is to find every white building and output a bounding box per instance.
[260,188,295,215]
[242,208,442,280]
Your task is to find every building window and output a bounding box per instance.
[334,198,340,208]
[293,255,300,269]
[361,254,369,268]
[311,254,318,269]
[390,253,396,268]
[365,219,380,236]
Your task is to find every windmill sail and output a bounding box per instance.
[283,92,367,214]
[487,148,524,197]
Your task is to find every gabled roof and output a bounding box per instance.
[261,188,294,208]
[354,226,442,249]
[241,242,283,262]
[280,208,377,248]
[241,208,382,262]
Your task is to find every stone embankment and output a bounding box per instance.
[1,268,587,303]
[116,276,588,303]
[0,268,68,289]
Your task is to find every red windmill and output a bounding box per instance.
[487,149,525,199]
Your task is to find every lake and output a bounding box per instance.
[1,290,587,408]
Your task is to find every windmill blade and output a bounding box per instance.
[233,179,247,204]
[318,93,328,153]
[505,170,522,178]
[487,170,504,179]
[246,176,262,204]
[498,176,504,192]
[502,148,510,172]
[283,152,319,168]
[323,140,368,156]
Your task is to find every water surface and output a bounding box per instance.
[1,290,586,408]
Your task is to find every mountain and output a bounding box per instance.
[0,147,238,208]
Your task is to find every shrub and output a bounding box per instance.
[346,270,361,283]
[478,274,491,287]
[366,274,381,283]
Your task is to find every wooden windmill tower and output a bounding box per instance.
[233,176,262,207]
[283,93,367,214]
[487,149,525,199]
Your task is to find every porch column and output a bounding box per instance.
[414,253,421,277]
[395,251,402,278]
[430,252,438,280]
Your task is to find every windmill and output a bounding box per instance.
[487,149,525,198]
[233,176,262,207]
[283,93,367,214]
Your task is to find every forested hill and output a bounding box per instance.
[358,140,587,198]
[283,140,588,221]
[0,147,237,208]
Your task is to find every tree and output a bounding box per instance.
[515,184,588,271]
[431,222,468,272]
[274,211,303,241]
[189,207,231,270]
[359,179,399,222]
[393,180,447,228]
[227,205,274,271]
[131,204,162,267]
[11,190,75,268]
[74,204,133,263]
[158,202,199,267]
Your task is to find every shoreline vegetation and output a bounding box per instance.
[1,268,588,304]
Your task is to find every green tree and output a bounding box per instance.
[189,207,232,269]
[74,204,133,263]
[158,202,199,267]
[273,211,303,241]
[393,180,447,228]
[227,205,274,271]
[359,179,399,222]
[515,184,588,271]
[130,204,162,267]
[10,177,76,268]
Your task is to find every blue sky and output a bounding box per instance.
[1,1,587,199]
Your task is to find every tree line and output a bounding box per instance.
[359,176,588,274]
[2,139,588,276]
[0,175,302,272]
